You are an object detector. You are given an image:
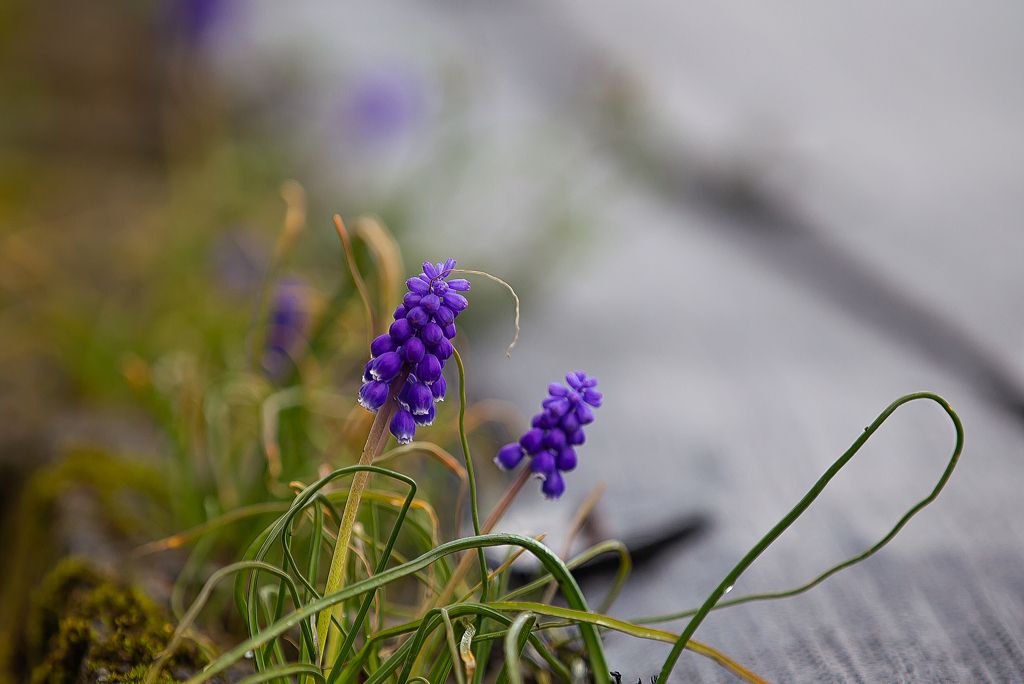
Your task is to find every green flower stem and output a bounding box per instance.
[316,369,409,663]
[451,349,488,600]
[657,392,964,683]
[184,533,609,684]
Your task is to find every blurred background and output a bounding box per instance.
[2,0,1024,681]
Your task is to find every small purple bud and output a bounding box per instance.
[390,318,413,343]
[408,382,433,415]
[398,378,413,410]
[531,450,557,476]
[371,352,403,382]
[447,278,471,292]
[542,470,566,499]
[390,409,416,444]
[548,382,568,397]
[495,443,525,470]
[420,294,441,313]
[431,375,447,401]
[370,334,397,358]
[519,428,545,454]
[443,324,457,339]
[443,292,468,312]
[531,413,544,428]
[566,428,586,445]
[417,354,442,384]
[542,396,571,416]
[393,305,407,320]
[414,404,435,427]
[403,292,422,308]
[575,403,595,425]
[582,389,603,407]
[431,280,449,296]
[560,411,580,433]
[538,412,560,429]
[363,360,374,382]
[556,446,577,471]
[406,306,429,328]
[543,428,566,451]
[358,381,389,412]
[566,371,586,390]
[434,305,454,326]
[441,258,456,275]
[422,261,438,279]
[421,321,443,346]
[432,338,454,360]
[406,277,429,293]
[399,337,425,363]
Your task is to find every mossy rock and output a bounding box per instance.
[25,559,214,684]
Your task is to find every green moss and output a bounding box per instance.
[25,559,209,684]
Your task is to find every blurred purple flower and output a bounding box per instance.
[162,0,234,46]
[343,68,423,144]
[262,277,312,382]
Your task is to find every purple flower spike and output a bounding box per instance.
[358,257,469,447]
[371,352,403,382]
[492,371,599,499]
[542,470,566,499]
[390,409,416,445]
[408,382,433,415]
[358,381,389,412]
[495,443,525,470]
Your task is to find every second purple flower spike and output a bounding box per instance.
[495,371,602,499]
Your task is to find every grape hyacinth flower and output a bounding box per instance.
[358,259,470,444]
[262,277,312,382]
[495,371,602,499]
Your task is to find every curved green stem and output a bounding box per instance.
[452,348,489,602]
[657,391,964,682]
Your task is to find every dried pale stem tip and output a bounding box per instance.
[434,466,533,607]
[334,214,377,340]
[315,369,408,664]
[279,180,307,255]
[452,269,520,358]
[351,215,405,315]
